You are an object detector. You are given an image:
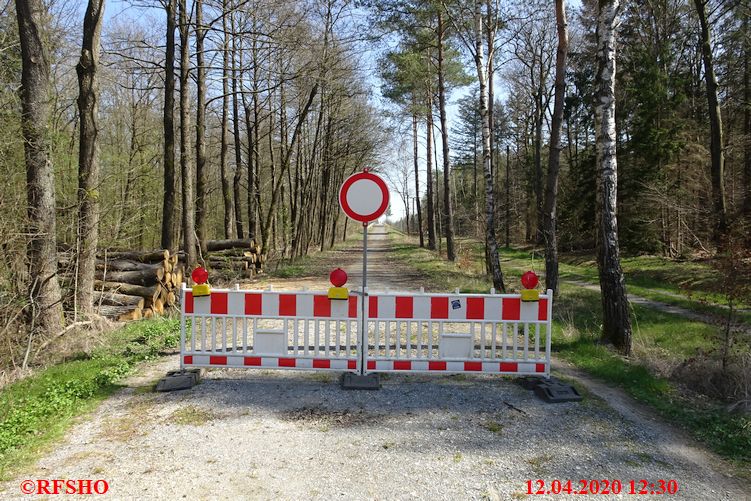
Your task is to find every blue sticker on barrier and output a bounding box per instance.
[451,299,461,310]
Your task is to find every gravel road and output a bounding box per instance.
[1,226,747,500]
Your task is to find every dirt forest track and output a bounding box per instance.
[1,225,747,500]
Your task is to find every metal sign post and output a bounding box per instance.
[338,169,389,389]
[359,222,368,377]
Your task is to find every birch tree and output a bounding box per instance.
[595,0,631,354]
[473,0,505,291]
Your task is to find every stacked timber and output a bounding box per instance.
[184,239,264,278]
[58,240,264,323]
[59,249,184,321]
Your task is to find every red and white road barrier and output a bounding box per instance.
[180,285,552,378]
[180,285,362,372]
[363,290,552,376]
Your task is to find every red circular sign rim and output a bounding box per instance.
[338,171,389,223]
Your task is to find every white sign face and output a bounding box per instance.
[346,179,383,216]
[339,171,389,223]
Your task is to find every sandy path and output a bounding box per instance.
[1,225,747,500]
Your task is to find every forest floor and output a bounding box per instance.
[0,225,748,500]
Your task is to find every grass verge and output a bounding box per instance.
[0,318,180,479]
[386,229,750,466]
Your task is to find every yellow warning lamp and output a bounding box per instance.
[328,268,349,300]
[191,266,211,297]
[520,270,540,302]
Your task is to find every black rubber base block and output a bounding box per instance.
[340,373,381,390]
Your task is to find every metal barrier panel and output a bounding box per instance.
[363,290,553,377]
[179,285,552,379]
[180,286,361,371]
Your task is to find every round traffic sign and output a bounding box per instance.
[338,171,389,223]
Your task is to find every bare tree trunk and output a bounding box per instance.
[426,90,437,251]
[75,0,105,317]
[178,0,196,267]
[231,7,244,239]
[595,0,631,355]
[543,0,568,296]
[474,0,505,292]
[743,8,751,227]
[437,11,455,261]
[252,41,261,238]
[505,144,510,248]
[694,0,727,246]
[15,0,65,336]
[220,0,235,239]
[161,0,178,251]
[413,112,424,247]
[195,0,208,253]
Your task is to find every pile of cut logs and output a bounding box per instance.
[198,239,265,276]
[59,239,263,322]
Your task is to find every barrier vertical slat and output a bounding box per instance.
[304,319,310,355]
[334,320,340,357]
[385,320,392,358]
[470,322,476,357]
[221,318,227,353]
[252,318,258,352]
[438,321,444,358]
[314,320,320,356]
[406,321,411,358]
[480,323,487,359]
[199,317,205,352]
[512,323,518,359]
[416,320,422,357]
[345,320,351,356]
[292,319,298,355]
[242,317,248,353]
[180,285,186,368]
[491,323,497,358]
[325,320,330,356]
[190,315,196,353]
[427,321,433,358]
[232,317,238,352]
[501,323,506,359]
[535,323,540,359]
[523,323,529,361]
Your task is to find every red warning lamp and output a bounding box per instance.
[520,271,539,302]
[330,268,348,287]
[191,266,211,297]
[192,266,209,285]
[328,268,348,300]
[521,271,539,290]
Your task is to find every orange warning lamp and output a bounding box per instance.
[520,270,539,302]
[328,268,349,300]
[191,266,211,297]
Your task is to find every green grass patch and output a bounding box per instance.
[168,405,216,426]
[556,337,750,462]
[502,247,751,324]
[0,317,180,479]
[386,230,750,465]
